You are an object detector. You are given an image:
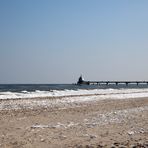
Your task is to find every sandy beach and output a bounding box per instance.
[0,96,148,148]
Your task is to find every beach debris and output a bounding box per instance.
[59,135,67,140]
[79,134,97,139]
[40,138,45,142]
[127,131,135,135]
[90,134,97,139]
[127,127,147,136]
[31,121,80,129]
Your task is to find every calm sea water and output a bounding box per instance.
[0,84,148,92]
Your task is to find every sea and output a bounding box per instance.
[1,84,148,100]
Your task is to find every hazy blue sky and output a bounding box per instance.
[0,0,148,83]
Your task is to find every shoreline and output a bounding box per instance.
[0,94,148,111]
[1,87,148,100]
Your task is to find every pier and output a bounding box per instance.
[77,76,148,86]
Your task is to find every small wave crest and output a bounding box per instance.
[1,88,148,100]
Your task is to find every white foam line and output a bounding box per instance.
[1,88,148,100]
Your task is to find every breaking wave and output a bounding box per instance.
[1,88,148,100]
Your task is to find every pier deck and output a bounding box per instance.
[85,81,148,86]
[77,76,148,85]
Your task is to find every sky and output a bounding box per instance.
[0,0,148,84]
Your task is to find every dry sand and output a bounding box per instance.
[0,97,148,148]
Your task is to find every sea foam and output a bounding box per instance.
[1,88,148,100]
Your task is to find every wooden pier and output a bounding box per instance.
[77,76,148,86]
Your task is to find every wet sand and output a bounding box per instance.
[0,97,148,148]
